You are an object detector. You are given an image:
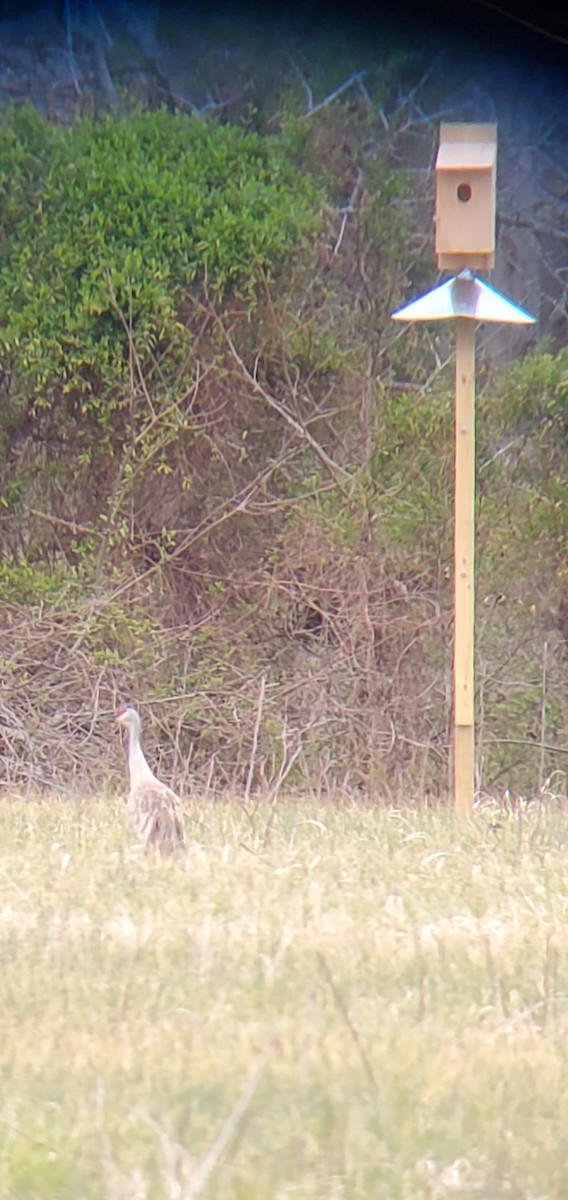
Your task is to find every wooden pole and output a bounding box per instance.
[454,318,476,818]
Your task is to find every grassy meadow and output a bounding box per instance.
[1,795,568,1198]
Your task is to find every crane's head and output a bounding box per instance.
[115,706,141,735]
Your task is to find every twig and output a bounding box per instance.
[492,737,568,757]
[301,71,369,119]
[540,640,548,789]
[286,54,313,112]
[86,0,119,111]
[332,169,364,261]
[209,309,351,485]
[64,0,82,95]
[244,675,266,805]
[471,0,568,46]
[26,509,96,538]
[266,740,303,803]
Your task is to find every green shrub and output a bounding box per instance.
[0,105,322,408]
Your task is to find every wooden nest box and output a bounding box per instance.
[435,123,497,272]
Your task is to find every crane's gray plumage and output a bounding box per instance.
[116,706,186,852]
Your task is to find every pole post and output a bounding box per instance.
[454,318,476,817]
[393,117,534,813]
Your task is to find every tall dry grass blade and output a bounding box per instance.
[317,951,379,1093]
[187,1033,277,1198]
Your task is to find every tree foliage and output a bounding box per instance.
[0,104,322,405]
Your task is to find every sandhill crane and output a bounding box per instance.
[116,706,186,852]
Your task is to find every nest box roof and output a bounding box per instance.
[436,142,496,171]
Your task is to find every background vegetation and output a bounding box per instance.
[1,2,568,799]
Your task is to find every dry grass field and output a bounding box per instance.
[1,795,568,1198]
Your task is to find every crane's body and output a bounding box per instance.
[116,706,186,852]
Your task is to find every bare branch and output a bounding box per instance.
[301,71,369,119]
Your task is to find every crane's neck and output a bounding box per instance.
[126,720,157,786]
